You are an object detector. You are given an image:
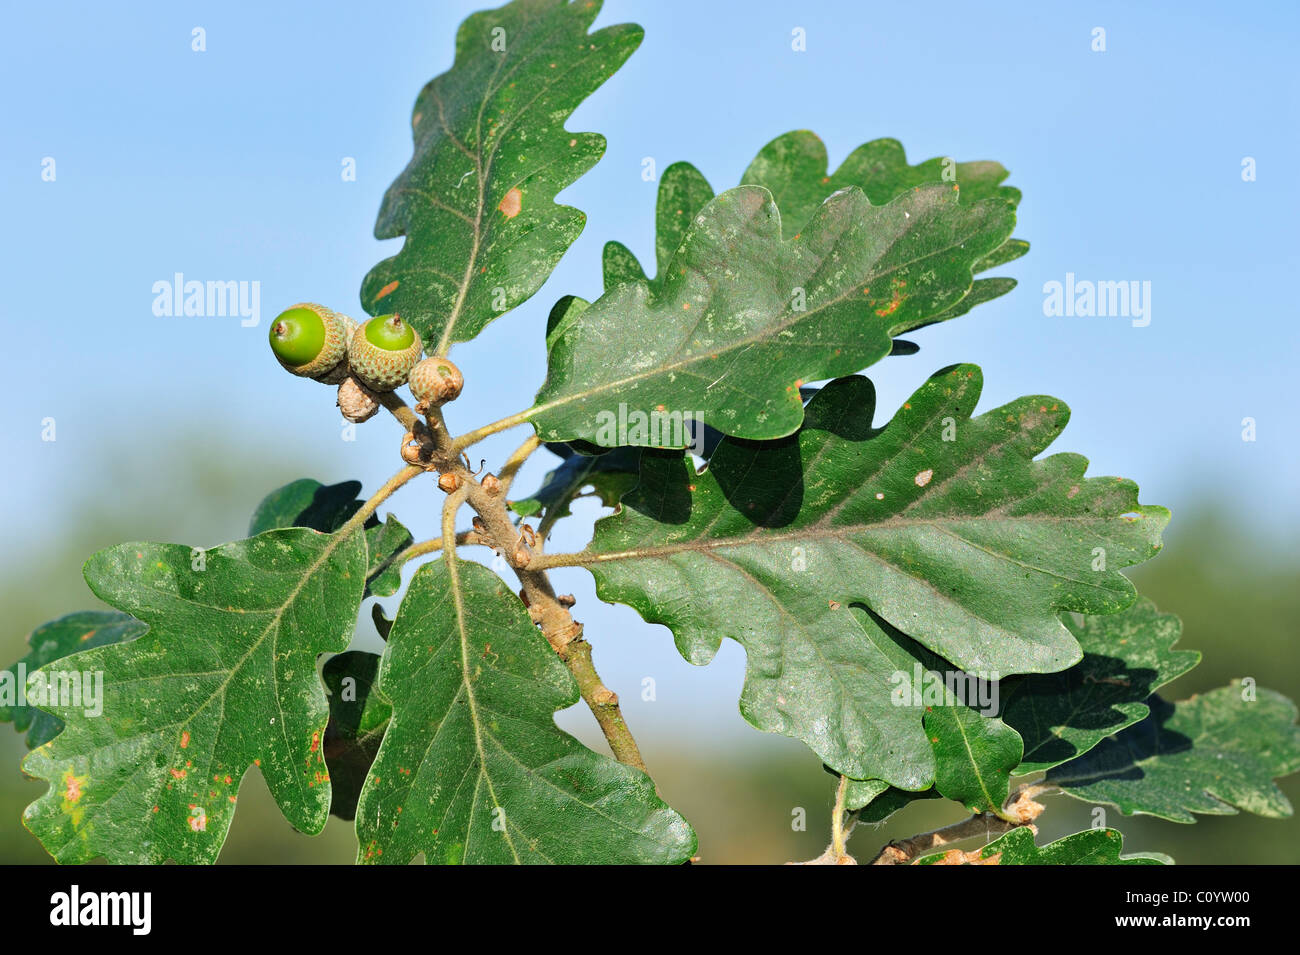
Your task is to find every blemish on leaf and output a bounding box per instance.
[180,730,190,748]
[375,280,400,301]
[498,187,523,218]
[915,469,934,487]
[63,771,85,803]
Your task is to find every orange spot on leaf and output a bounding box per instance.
[64,773,84,803]
[498,187,523,218]
[375,280,400,301]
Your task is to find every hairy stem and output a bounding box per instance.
[463,475,649,771]
[522,550,594,570]
[339,465,423,537]
[831,775,851,860]
[557,635,647,772]
[378,391,419,431]
[497,433,541,496]
[399,402,652,778]
[450,410,534,454]
[393,530,483,568]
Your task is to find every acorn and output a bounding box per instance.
[348,314,423,392]
[269,303,351,380]
[409,356,464,409]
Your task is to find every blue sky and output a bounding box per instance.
[2,1,1297,745]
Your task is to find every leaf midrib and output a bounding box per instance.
[431,11,606,353]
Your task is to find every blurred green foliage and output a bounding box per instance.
[2,443,1295,864]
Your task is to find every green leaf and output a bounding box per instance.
[359,0,643,353]
[873,607,1022,815]
[601,133,1026,309]
[545,295,590,352]
[840,609,1022,813]
[510,444,641,522]
[21,528,367,863]
[250,478,412,597]
[323,651,391,822]
[916,826,1166,865]
[1049,684,1300,822]
[740,130,1027,272]
[1,612,146,749]
[842,776,890,812]
[1003,598,1200,774]
[603,161,716,294]
[249,478,364,536]
[364,516,414,598]
[926,704,1022,816]
[555,366,1166,784]
[853,785,941,822]
[355,559,695,864]
[531,184,1016,447]
[601,242,647,290]
[856,599,1197,806]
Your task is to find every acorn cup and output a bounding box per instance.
[337,375,380,423]
[268,303,353,381]
[409,356,464,413]
[348,314,423,392]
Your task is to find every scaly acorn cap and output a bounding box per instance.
[348,314,423,392]
[409,356,464,408]
[269,303,351,380]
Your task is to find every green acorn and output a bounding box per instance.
[348,314,423,392]
[408,356,464,409]
[269,303,351,380]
